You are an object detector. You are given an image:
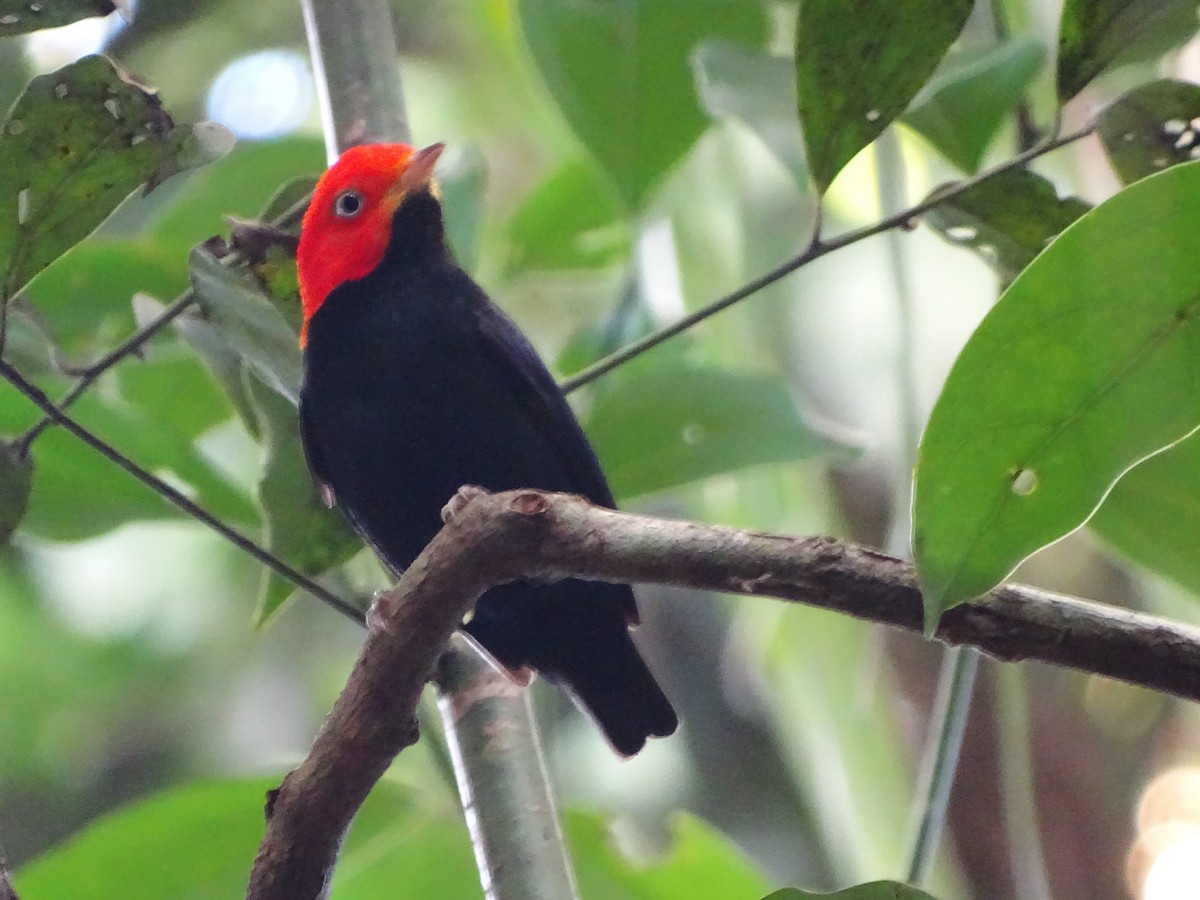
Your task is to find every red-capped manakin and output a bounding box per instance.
[296,142,678,756]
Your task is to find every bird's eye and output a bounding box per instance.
[333,189,364,219]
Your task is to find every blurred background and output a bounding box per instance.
[3,1,1200,898]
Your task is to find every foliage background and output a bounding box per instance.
[3,1,1200,898]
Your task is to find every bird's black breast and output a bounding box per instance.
[299,220,615,574]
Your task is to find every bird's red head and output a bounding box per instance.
[296,142,445,346]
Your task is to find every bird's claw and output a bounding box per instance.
[365,590,393,634]
[441,484,488,523]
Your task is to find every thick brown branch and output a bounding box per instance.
[247,488,1200,899]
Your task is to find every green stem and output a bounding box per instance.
[435,638,580,900]
[996,664,1053,900]
[904,647,979,885]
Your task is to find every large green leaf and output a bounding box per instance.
[0,55,231,301]
[503,156,630,275]
[902,38,1046,174]
[693,40,806,185]
[583,358,855,501]
[1057,0,1200,102]
[1090,429,1200,595]
[0,0,123,37]
[913,162,1200,623]
[795,0,973,193]
[922,169,1090,286]
[516,0,767,211]
[248,377,362,623]
[1097,80,1200,184]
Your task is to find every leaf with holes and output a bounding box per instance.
[1057,0,1200,102]
[517,0,767,211]
[582,359,856,501]
[0,55,232,302]
[1097,80,1200,184]
[795,0,973,193]
[914,162,1200,625]
[0,0,124,37]
[248,377,361,623]
[903,38,1046,174]
[923,170,1090,285]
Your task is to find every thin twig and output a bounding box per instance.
[247,487,1200,899]
[560,125,1095,394]
[0,359,363,624]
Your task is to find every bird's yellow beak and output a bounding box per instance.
[384,142,444,212]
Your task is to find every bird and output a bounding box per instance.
[295,142,677,756]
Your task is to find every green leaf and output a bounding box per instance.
[22,238,187,359]
[503,156,630,275]
[1057,0,1200,102]
[1090,429,1200,595]
[902,38,1046,173]
[0,55,232,301]
[0,0,122,37]
[922,170,1090,286]
[247,377,362,623]
[693,40,807,184]
[763,884,939,900]
[517,0,767,210]
[0,439,32,542]
[1097,80,1200,184]
[583,359,856,501]
[913,161,1200,623]
[189,245,302,403]
[570,813,770,899]
[795,0,973,193]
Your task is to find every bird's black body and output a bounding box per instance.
[299,188,677,755]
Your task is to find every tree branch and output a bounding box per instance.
[0,856,18,900]
[246,487,1200,898]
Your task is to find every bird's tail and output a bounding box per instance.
[463,579,678,757]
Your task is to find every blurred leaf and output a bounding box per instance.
[439,144,487,274]
[795,0,973,192]
[1057,0,1200,102]
[923,170,1090,285]
[903,38,1046,173]
[913,162,1200,623]
[22,238,187,359]
[583,359,856,501]
[14,779,272,900]
[694,40,806,184]
[0,439,31,542]
[763,885,939,900]
[0,55,230,301]
[504,156,629,275]
[145,137,324,247]
[0,0,121,37]
[247,377,361,623]
[258,174,317,223]
[116,348,235,441]
[570,813,770,898]
[189,245,301,403]
[517,0,767,210]
[21,384,256,541]
[1090,429,1200,594]
[1097,80,1200,184]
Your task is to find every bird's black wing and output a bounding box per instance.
[297,389,336,508]
[468,288,619,511]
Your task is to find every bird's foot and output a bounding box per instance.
[441,484,488,523]
[365,589,393,634]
